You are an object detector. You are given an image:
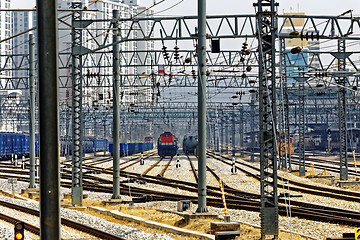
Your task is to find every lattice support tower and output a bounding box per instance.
[250,93,256,162]
[294,77,308,176]
[331,40,352,180]
[279,39,291,170]
[71,1,84,206]
[254,0,279,238]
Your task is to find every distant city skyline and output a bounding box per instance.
[10,0,360,16]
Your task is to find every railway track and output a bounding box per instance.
[142,157,164,176]
[0,200,125,240]
[208,151,360,202]
[245,150,360,177]
[3,152,360,227]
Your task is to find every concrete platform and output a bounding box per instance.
[181,212,219,224]
[28,192,39,200]
[211,222,240,233]
[101,199,124,206]
[63,193,88,199]
[158,209,219,223]
[88,206,215,240]
[67,206,87,211]
[2,190,30,201]
[21,188,39,194]
[338,180,360,187]
[214,231,240,240]
[307,175,334,179]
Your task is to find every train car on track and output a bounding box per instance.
[0,132,39,161]
[109,142,153,157]
[157,132,179,157]
[60,136,108,156]
[183,135,198,155]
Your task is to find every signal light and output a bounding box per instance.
[14,221,24,240]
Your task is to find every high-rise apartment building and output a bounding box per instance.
[11,0,154,108]
[12,11,35,96]
[55,0,154,108]
[1,0,12,83]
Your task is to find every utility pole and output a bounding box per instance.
[28,34,36,189]
[255,0,279,238]
[232,109,236,156]
[250,93,255,162]
[196,0,208,213]
[239,106,244,149]
[112,9,121,199]
[37,0,60,238]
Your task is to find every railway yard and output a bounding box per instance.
[1,0,359,239]
[0,149,359,239]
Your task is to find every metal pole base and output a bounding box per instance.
[340,168,348,181]
[299,166,306,177]
[72,186,83,206]
[111,195,121,199]
[195,207,208,213]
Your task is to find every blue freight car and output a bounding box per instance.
[109,142,153,156]
[0,132,39,161]
[60,136,109,156]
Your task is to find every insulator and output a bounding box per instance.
[289,31,300,36]
[231,95,238,99]
[249,79,256,84]
[353,86,357,91]
[316,83,324,88]
[241,73,247,79]
[291,46,302,54]
[206,70,210,76]
[232,102,238,106]
[156,82,160,87]
[249,89,257,93]
[242,41,248,47]
[157,91,161,97]
[185,57,192,63]
[245,49,251,55]
[174,46,180,60]
[246,66,252,72]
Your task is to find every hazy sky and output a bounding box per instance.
[10,0,360,16]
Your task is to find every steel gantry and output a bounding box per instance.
[255,0,279,238]
[1,4,360,239]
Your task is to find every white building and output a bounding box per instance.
[12,10,35,96]
[56,0,154,108]
[0,0,12,84]
[11,0,154,111]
